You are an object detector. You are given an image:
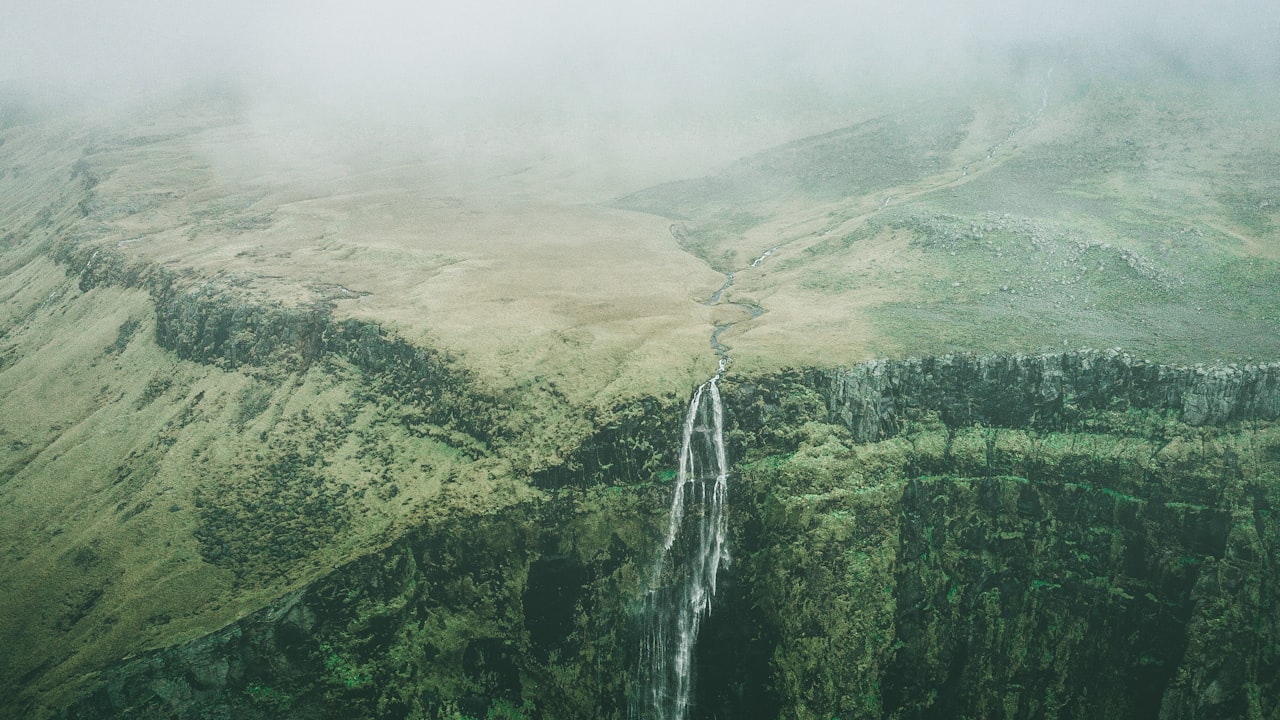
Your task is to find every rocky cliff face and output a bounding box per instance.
[50,354,1280,720]
[732,435,1277,720]
[727,351,1280,445]
[53,236,505,448]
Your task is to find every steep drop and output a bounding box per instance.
[635,375,731,720]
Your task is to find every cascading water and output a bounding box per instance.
[633,222,768,718]
[634,367,731,720]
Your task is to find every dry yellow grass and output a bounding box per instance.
[73,105,734,408]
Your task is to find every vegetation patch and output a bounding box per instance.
[194,443,353,582]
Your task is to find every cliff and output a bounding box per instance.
[50,354,1280,720]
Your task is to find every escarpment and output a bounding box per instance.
[49,353,1280,720]
[11,182,1280,719]
[731,351,1280,444]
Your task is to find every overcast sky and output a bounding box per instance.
[5,1,1276,104]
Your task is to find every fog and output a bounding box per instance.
[8,1,1276,95]
[4,0,1278,191]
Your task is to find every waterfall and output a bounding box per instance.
[634,374,731,720]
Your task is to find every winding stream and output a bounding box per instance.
[706,270,765,363]
[633,239,774,719]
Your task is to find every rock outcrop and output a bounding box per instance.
[724,351,1280,446]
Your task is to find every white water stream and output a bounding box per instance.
[635,217,771,718]
[634,368,731,720]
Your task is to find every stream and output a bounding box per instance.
[633,241,774,719]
